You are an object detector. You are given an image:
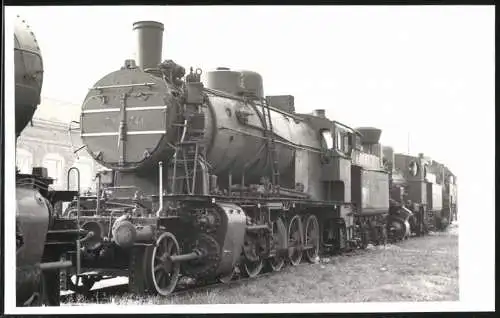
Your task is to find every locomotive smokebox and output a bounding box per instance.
[133,21,164,70]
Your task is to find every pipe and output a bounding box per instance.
[246,224,271,231]
[156,161,164,216]
[95,173,101,216]
[169,251,203,263]
[39,260,73,271]
[132,21,164,70]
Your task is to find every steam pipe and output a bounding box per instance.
[132,21,164,71]
[156,161,164,217]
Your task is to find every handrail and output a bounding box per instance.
[155,161,164,217]
[67,167,82,275]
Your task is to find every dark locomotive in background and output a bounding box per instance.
[13,18,458,306]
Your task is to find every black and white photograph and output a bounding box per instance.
[2,4,495,315]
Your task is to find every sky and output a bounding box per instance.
[4,5,496,312]
[9,5,494,174]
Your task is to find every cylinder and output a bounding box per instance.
[133,21,164,70]
[112,219,137,248]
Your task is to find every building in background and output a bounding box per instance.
[16,97,102,192]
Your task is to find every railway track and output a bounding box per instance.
[59,247,368,304]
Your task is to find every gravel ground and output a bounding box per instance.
[64,222,459,305]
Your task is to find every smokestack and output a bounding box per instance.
[133,21,164,70]
[356,127,382,145]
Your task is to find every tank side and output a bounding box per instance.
[205,94,320,186]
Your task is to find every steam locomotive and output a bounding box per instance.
[12,19,458,304]
[14,16,83,306]
[56,20,458,296]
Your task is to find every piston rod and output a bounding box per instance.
[169,250,203,263]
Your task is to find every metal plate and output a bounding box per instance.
[361,170,390,211]
[81,68,176,171]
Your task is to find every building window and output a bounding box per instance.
[42,153,65,189]
[16,148,33,174]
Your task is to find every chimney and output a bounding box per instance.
[356,127,382,145]
[133,21,164,70]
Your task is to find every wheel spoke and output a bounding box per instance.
[244,260,263,278]
[304,215,320,263]
[166,239,173,255]
[148,232,180,296]
[288,215,303,266]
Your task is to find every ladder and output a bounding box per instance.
[170,102,207,195]
[260,98,280,193]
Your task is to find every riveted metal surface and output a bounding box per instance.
[16,187,50,267]
[81,68,177,171]
[15,16,44,136]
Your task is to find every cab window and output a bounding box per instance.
[321,130,333,150]
[335,131,343,151]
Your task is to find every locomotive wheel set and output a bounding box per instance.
[13,19,458,306]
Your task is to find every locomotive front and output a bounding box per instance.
[81,21,180,172]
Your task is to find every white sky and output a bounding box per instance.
[5,5,496,313]
[10,5,494,174]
